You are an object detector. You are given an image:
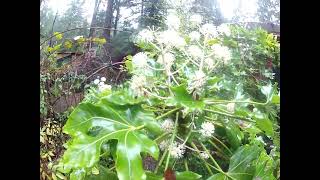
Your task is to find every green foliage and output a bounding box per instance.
[56,9,280,180]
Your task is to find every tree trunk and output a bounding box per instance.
[103,0,114,62]
[89,0,101,37]
[49,11,58,47]
[113,0,121,36]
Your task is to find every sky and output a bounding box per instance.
[46,0,259,23]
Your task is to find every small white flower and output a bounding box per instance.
[204,58,215,70]
[189,31,201,41]
[159,140,170,151]
[190,14,202,25]
[217,24,231,36]
[99,84,111,91]
[161,118,175,132]
[166,14,180,30]
[200,24,217,37]
[169,142,186,159]
[211,44,232,63]
[100,77,106,82]
[137,29,154,42]
[200,152,210,159]
[157,53,175,70]
[74,36,83,40]
[93,79,100,85]
[200,122,215,137]
[132,52,149,69]
[188,45,203,58]
[226,103,235,113]
[99,81,105,86]
[130,75,147,97]
[157,30,186,48]
[187,70,206,93]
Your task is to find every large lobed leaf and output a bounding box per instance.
[59,97,162,180]
[207,144,262,180]
[166,85,205,114]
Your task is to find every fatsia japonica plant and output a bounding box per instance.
[56,11,280,180]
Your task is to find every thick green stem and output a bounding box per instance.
[154,132,170,142]
[199,142,223,171]
[155,107,180,120]
[204,109,255,123]
[154,149,168,173]
[184,159,189,171]
[164,112,179,170]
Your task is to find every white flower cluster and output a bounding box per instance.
[217,24,231,36]
[204,58,215,70]
[189,31,201,41]
[93,77,111,91]
[226,103,235,113]
[130,75,147,97]
[200,23,218,37]
[187,70,206,93]
[200,152,210,159]
[211,44,232,64]
[159,139,170,151]
[132,52,149,69]
[169,142,186,159]
[157,52,175,70]
[199,122,215,137]
[190,14,202,25]
[166,14,180,30]
[160,118,175,132]
[188,45,203,58]
[157,30,186,48]
[137,29,154,43]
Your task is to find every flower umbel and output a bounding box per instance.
[169,142,186,159]
[200,122,215,137]
[187,70,206,94]
[200,152,210,159]
[161,118,175,132]
[211,44,232,64]
[130,75,148,97]
[132,52,149,69]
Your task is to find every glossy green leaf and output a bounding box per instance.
[166,84,205,113]
[70,168,86,180]
[255,117,274,137]
[146,172,163,180]
[271,94,280,104]
[226,144,262,180]
[176,171,202,180]
[253,151,276,180]
[207,173,227,180]
[85,166,118,180]
[60,98,160,180]
[224,120,243,150]
[105,89,144,105]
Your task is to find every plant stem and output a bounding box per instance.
[164,112,179,171]
[154,149,168,173]
[206,164,237,180]
[154,132,170,142]
[204,109,255,123]
[199,142,223,171]
[209,138,232,156]
[190,142,213,175]
[184,159,189,171]
[155,107,180,120]
[204,99,267,106]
